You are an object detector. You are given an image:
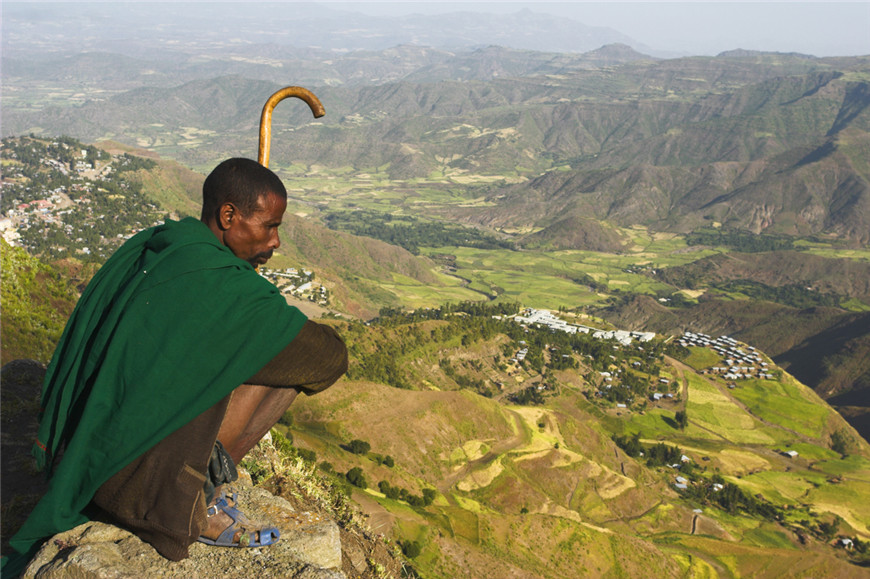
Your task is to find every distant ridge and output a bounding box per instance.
[583,43,657,65]
[717,48,817,59]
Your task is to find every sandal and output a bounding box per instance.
[198,495,280,548]
[215,486,238,508]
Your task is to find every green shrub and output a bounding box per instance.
[277,410,294,427]
[345,439,371,455]
[297,448,317,463]
[270,429,294,456]
[400,540,422,558]
[346,467,367,489]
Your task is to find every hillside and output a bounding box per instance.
[0,242,80,365]
[276,213,442,318]
[655,251,870,303]
[595,293,870,437]
[4,132,867,439]
[283,307,870,578]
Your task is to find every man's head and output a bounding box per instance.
[201,158,288,267]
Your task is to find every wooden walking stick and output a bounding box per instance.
[258,86,325,168]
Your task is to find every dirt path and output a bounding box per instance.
[663,356,690,404]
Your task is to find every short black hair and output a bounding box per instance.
[201,158,287,220]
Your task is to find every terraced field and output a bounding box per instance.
[288,339,870,578]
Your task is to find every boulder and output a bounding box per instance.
[21,484,344,579]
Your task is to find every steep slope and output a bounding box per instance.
[467,69,870,242]
[287,312,870,578]
[277,213,440,318]
[656,251,870,303]
[0,242,79,365]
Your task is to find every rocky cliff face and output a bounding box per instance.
[1,360,404,579]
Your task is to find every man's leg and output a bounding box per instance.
[217,384,299,464]
[202,320,347,545]
[217,320,348,464]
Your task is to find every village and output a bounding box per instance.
[678,331,777,381]
[510,307,656,345]
[1,137,332,304]
[257,266,331,306]
[505,309,783,415]
[1,137,164,260]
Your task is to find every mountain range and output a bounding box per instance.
[1,3,641,58]
[5,47,870,243]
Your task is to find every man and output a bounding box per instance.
[5,158,348,572]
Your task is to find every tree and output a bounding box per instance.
[818,519,839,541]
[422,488,437,506]
[612,432,643,457]
[400,540,422,558]
[345,467,367,489]
[831,429,850,456]
[297,448,316,463]
[345,439,371,455]
[675,409,689,430]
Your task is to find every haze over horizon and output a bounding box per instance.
[326,1,870,57]
[2,1,868,58]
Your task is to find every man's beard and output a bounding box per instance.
[249,250,273,266]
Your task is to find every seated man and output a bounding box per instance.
[5,158,348,571]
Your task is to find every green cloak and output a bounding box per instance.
[4,217,307,572]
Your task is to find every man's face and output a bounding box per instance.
[222,192,287,267]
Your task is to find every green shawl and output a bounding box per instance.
[5,217,307,571]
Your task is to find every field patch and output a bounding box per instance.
[814,454,870,480]
[729,378,829,439]
[682,347,721,370]
[452,440,491,463]
[457,457,506,492]
[807,479,870,535]
[737,470,817,503]
[716,449,771,477]
[686,374,774,444]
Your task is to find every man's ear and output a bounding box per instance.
[218,202,237,230]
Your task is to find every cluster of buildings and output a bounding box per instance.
[2,142,161,260]
[5,190,69,227]
[679,331,775,380]
[259,267,330,305]
[512,308,656,345]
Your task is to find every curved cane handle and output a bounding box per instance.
[258,86,325,168]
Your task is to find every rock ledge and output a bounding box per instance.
[22,485,345,579]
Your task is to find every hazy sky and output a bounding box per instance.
[325,1,870,57]
[4,1,869,57]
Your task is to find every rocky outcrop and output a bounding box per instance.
[21,484,345,579]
